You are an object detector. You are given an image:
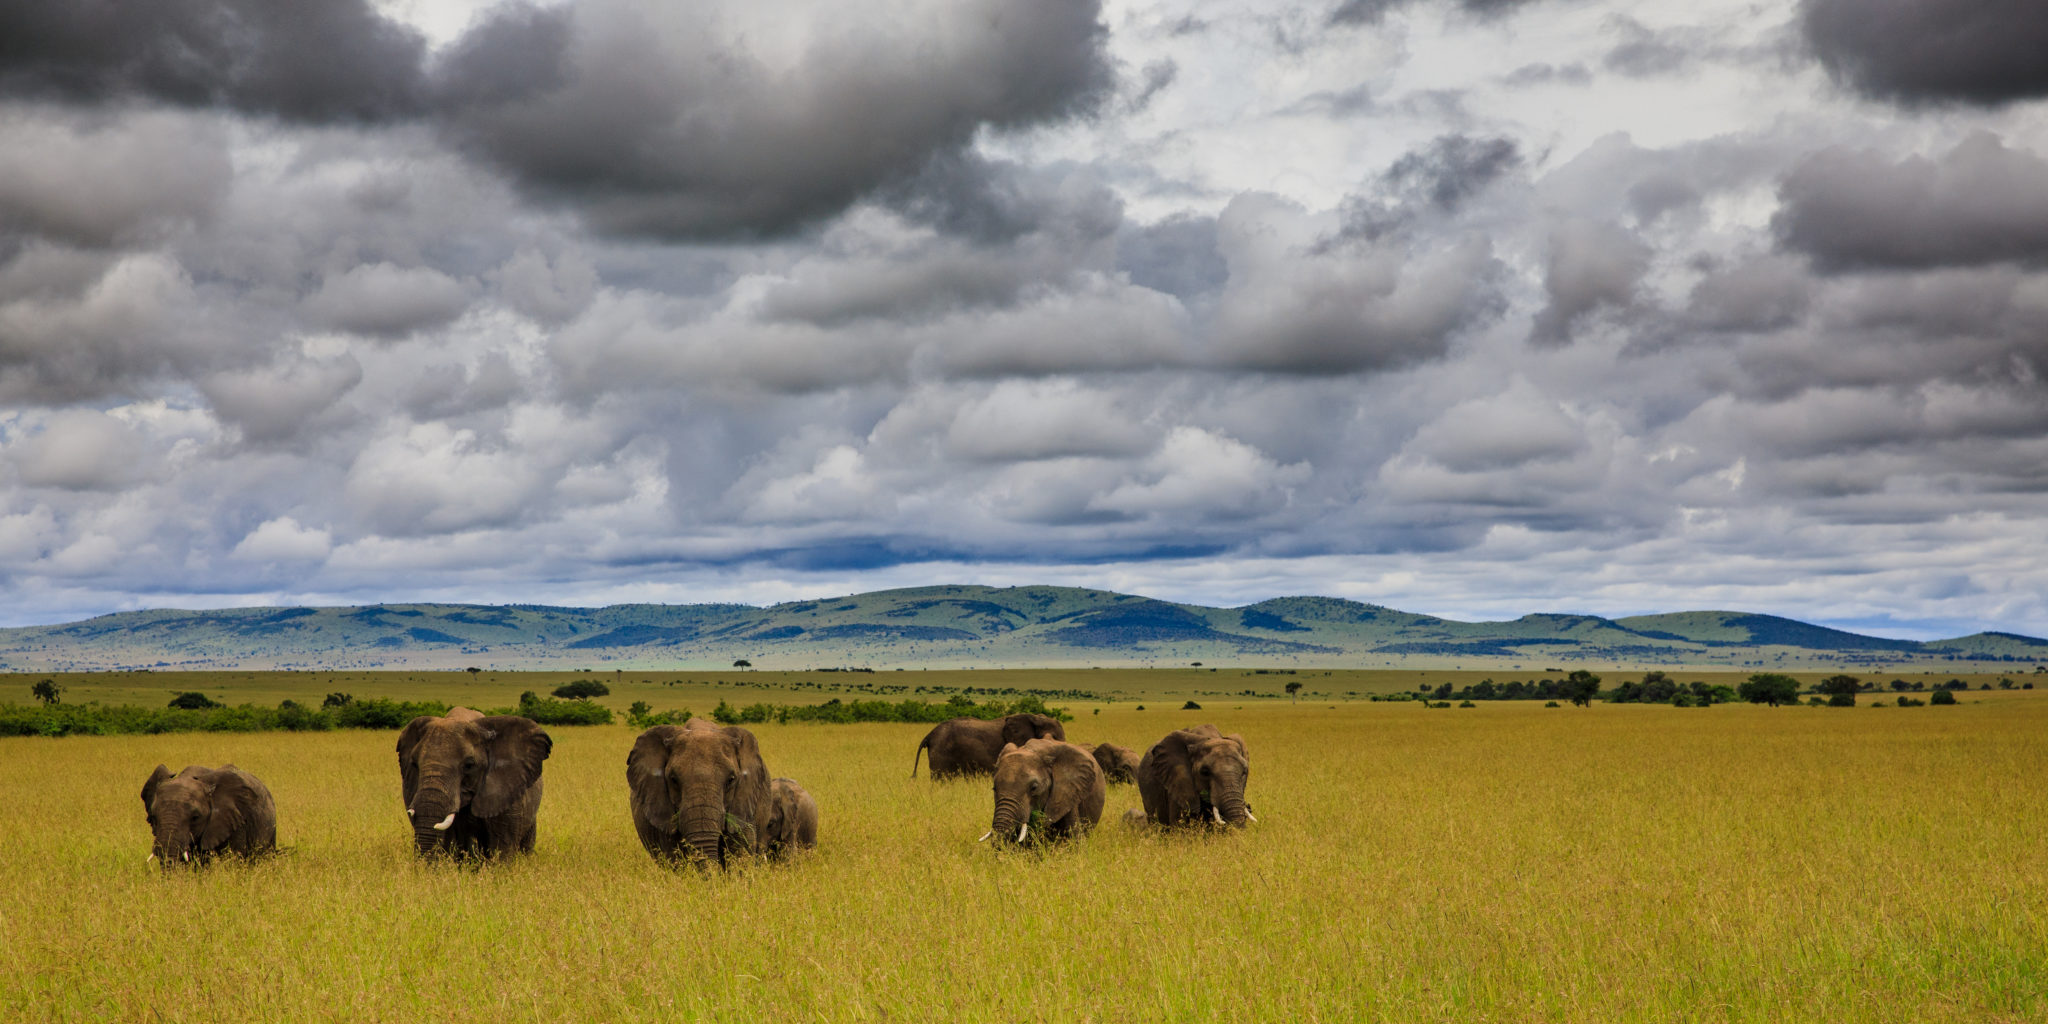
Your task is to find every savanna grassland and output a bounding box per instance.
[2,671,2044,1022]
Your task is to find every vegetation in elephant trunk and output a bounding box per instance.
[1136,724,1254,828]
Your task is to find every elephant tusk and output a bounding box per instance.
[1017,821,1029,843]
[432,813,456,831]
[1246,811,1259,823]
[978,831,992,843]
[147,853,157,864]
[1210,806,1224,825]
[407,808,414,817]
[182,850,190,862]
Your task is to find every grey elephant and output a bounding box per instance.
[1081,742,1140,785]
[982,738,1105,845]
[627,719,774,867]
[1137,724,1254,827]
[911,713,1066,778]
[397,706,552,858]
[764,778,819,859]
[141,764,276,869]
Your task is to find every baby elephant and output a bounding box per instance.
[764,778,819,859]
[141,764,276,869]
[1083,742,1141,785]
[982,738,1105,846]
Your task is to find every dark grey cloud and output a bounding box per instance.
[1383,135,1522,213]
[1804,0,2048,106]
[1774,133,2048,271]
[435,0,1114,240]
[1529,218,1651,346]
[0,0,429,122]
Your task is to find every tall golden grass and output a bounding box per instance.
[2,695,2043,1022]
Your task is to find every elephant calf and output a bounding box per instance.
[764,778,819,859]
[1137,725,1255,828]
[1081,742,1140,785]
[983,738,1105,845]
[141,764,276,869]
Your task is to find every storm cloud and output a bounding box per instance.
[0,0,2043,641]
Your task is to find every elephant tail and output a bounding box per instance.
[911,733,931,778]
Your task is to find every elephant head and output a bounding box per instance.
[396,708,551,856]
[984,738,1100,845]
[1151,725,1254,826]
[1000,713,1066,747]
[140,764,260,869]
[627,719,771,867]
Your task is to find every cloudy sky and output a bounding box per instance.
[1,0,2045,638]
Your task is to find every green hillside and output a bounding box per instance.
[0,585,2040,672]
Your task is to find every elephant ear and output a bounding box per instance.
[396,716,433,806]
[141,764,173,814]
[723,725,772,849]
[473,716,551,818]
[198,768,255,852]
[1000,715,1035,747]
[1147,730,1201,820]
[1038,715,1066,742]
[627,726,683,841]
[1043,743,1097,820]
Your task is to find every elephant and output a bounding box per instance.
[1137,724,1255,828]
[396,706,552,859]
[627,719,774,867]
[982,738,1105,845]
[763,778,819,859]
[911,713,1066,778]
[1081,742,1140,784]
[141,764,276,869]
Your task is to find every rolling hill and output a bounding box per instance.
[0,586,2041,672]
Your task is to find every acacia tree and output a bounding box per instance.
[1738,673,1801,707]
[1285,681,1302,701]
[1561,670,1602,707]
[30,679,62,706]
[1817,674,1862,707]
[733,659,752,670]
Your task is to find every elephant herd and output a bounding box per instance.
[139,708,1251,871]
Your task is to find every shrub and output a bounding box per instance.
[322,692,354,708]
[711,700,739,724]
[1544,701,1561,708]
[552,680,611,700]
[1897,696,1926,707]
[1827,693,1857,707]
[167,692,221,710]
[1182,700,1202,710]
[30,680,62,706]
[1738,674,1802,707]
[1456,700,1476,708]
[1931,689,1957,705]
[503,693,613,726]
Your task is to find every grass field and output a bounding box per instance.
[2,673,2044,1022]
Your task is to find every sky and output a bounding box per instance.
[1,0,2045,639]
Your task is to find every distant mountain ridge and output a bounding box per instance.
[0,585,2041,672]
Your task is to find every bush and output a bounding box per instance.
[1182,700,1202,710]
[322,692,354,708]
[1896,696,1926,707]
[167,692,221,710]
[1930,689,1957,705]
[1827,693,1857,707]
[552,680,612,700]
[1456,700,1476,708]
[1544,701,1561,708]
[501,693,613,726]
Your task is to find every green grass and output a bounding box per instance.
[2,676,2044,1021]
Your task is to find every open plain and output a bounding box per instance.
[1,670,2044,1022]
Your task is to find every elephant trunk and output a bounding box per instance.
[151,825,199,869]
[1215,774,1252,826]
[990,795,1031,844]
[677,801,725,867]
[408,775,461,856]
